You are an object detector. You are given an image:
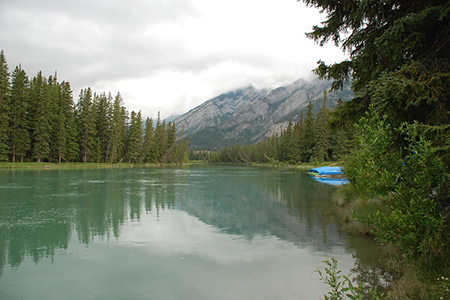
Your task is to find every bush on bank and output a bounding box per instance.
[335,108,450,299]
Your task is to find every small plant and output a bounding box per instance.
[435,276,450,300]
[317,257,391,300]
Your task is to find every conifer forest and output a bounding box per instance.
[200,92,353,164]
[0,51,188,164]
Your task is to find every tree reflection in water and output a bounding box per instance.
[0,165,385,294]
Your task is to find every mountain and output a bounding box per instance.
[174,78,354,150]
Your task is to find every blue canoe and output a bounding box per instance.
[308,166,344,177]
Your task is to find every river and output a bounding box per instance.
[0,165,381,300]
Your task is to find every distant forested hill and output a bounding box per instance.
[174,78,353,150]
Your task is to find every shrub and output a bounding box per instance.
[344,108,450,266]
[317,257,391,300]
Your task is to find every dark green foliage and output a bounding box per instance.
[0,50,10,161]
[9,65,30,162]
[140,117,153,163]
[368,61,450,127]
[108,93,127,163]
[291,112,303,163]
[345,109,450,270]
[149,113,165,163]
[278,119,293,162]
[93,92,112,163]
[303,0,450,159]
[210,96,352,164]
[0,50,188,164]
[46,74,64,163]
[126,110,143,163]
[61,82,79,162]
[77,88,97,163]
[303,102,316,162]
[313,92,330,162]
[161,121,176,163]
[30,72,51,162]
[172,127,189,164]
[303,0,450,91]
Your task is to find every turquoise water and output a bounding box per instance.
[0,165,376,300]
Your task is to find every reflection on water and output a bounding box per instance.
[0,166,380,300]
[309,176,349,186]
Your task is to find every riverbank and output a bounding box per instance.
[0,162,170,169]
[332,183,450,300]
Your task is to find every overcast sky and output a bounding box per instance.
[0,0,346,119]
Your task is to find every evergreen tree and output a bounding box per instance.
[109,92,127,163]
[279,120,294,162]
[60,82,79,162]
[149,112,165,163]
[303,102,316,162]
[304,0,449,93]
[93,92,111,162]
[127,110,143,163]
[161,121,177,163]
[329,98,354,160]
[140,117,153,163]
[313,91,330,162]
[303,0,450,158]
[0,50,10,161]
[46,74,64,162]
[30,72,51,162]
[166,121,176,150]
[267,134,279,161]
[292,112,304,163]
[173,127,189,164]
[77,88,97,162]
[9,65,30,162]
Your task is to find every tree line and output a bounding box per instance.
[0,50,188,164]
[197,91,354,164]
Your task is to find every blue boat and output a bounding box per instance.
[308,166,344,177]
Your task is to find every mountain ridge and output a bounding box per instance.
[174,77,353,150]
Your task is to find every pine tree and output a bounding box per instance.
[140,117,154,163]
[30,72,51,162]
[126,110,143,163]
[173,126,189,164]
[303,0,450,158]
[109,92,127,163]
[9,65,30,162]
[313,91,331,162]
[0,50,10,161]
[166,121,176,150]
[161,121,177,163]
[329,98,354,160]
[303,102,316,162]
[267,134,279,162]
[46,74,64,162]
[93,92,111,162]
[149,112,165,163]
[278,119,294,162]
[77,88,97,162]
[60,82,79,162]
[292,112,304,163]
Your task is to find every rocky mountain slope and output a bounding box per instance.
[174,78,353,150]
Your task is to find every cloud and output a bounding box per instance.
[0,0,346,118]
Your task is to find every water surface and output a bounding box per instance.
[0,165,377,300]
